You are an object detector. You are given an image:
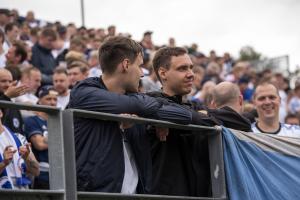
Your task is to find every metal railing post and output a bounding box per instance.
[63,110,77,200]
[208,126,226,198]
[0,101,66,200]
[48,110,65,200]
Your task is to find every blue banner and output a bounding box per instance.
[222,127,300,200]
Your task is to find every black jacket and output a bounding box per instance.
[147,92,252,197]
[146,92,217,197]
[68,77,195,193]
[208,106,252,132]
[0,93,24,135]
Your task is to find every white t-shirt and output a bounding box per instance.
[13,93,38,105]
[57,92,70,109]
[121,138,138,194]
[0,52,6,68]
[251,122,300,138]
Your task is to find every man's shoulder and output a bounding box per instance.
[71,77,103,93]
[24,115,45,125]
[251,122,260,133]
[69,77,108,107]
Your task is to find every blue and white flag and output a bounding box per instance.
[222,127,300,200]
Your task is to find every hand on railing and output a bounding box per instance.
[119,113,138,131]
[156,127,169,141]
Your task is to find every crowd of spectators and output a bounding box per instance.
[0,8,300,195]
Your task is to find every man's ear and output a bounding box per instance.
[158,67,167,82]
[121,59,129,72]
[211,99,217,109]
[239,94,243,106]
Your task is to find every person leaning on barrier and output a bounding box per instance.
[0,108,39,189]
[24,85,58,189]
[67,36,212,194]
[209,81,252,132]
[147,46,220,197]
[251,82,300,137]
[148,48,252,197]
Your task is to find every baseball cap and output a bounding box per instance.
[37,85,58,98]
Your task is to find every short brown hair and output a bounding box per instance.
[40,28,57,40]
[253,82,279,99]
[20,66,40,80]
[67,60,89,74]
[0,29,4,44]
[152,47,187,82]
[98,36,143,74]
[54,67,68,75]
[13,41,27,63]
[4,22,19,34]
[70,36,86,49]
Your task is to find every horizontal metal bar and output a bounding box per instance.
[0,100,60,114]
[78,192,227,200]
[70,109,220,133]
[0,189,65,195]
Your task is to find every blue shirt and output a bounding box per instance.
[24,115,49,182]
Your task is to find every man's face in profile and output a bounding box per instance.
[124,53,144,93]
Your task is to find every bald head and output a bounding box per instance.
[0,68,11,76]
[0,69,13,93]
[212,81,242,112]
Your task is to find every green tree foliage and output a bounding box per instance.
[239,46,262,61]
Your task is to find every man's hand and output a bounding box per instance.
[119,114,138,131]
[19,143,31,160]
[4,81,29,98]
[3,145,17,165]
[156,127,169,141]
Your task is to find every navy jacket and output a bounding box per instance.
[31,43,56,85]
[147,92,251,197]
[68,77,194,193]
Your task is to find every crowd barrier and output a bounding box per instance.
[0,101,227,200]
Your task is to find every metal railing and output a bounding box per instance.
[0,101,227,200]
[0,101,65,200]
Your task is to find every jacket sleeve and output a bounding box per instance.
[30,48,41,71]
[191,110,220,126]
[69,86,192,124]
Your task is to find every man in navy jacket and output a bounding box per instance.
[31,28,57,85]
[68,37,212,193]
